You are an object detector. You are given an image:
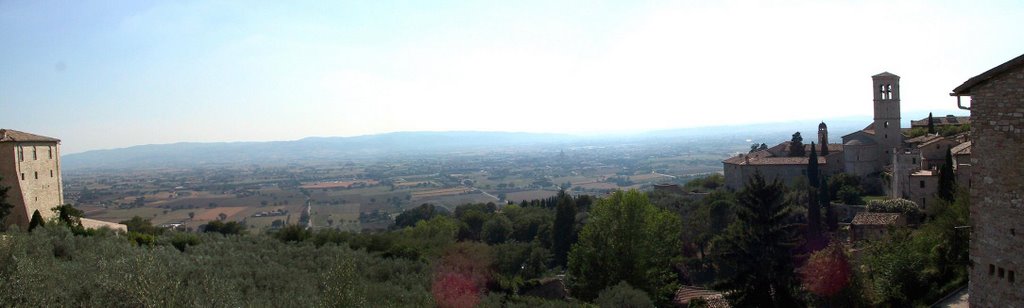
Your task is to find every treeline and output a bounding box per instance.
[0,171,969,307]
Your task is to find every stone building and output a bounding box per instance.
[0,129,64,228]
[910,114,971,129]
[0,129,124,231]
[950,52,1024,305]
[841,72,903,178]
[850,212,906,242]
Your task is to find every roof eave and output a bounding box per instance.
[951,53,1024,96]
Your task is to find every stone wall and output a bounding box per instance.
[0,142,63,228]
[967,65,1024,305]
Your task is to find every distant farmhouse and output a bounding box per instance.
[950,52,1024,305]
[0,129,125,231]
[723,72,972,210]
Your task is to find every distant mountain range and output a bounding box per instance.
[62,117,878,171]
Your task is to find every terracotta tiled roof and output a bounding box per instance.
[911,170,937,177]
[851,212,902,225]
[0,129,60,143]
[674,286,729,307]
[919,136,957,148]
[905,134,941,145]
[951,141,972,156]
[910,115,970,127]
[804,143,844,153]
[724,155,826,166]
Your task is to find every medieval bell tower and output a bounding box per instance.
[872,72,902,156]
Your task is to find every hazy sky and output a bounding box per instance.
[2,1,1023,153]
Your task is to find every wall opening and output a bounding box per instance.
[990,264,996,275]
[999,267,1005,278]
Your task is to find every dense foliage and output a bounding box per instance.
[0,172,970,307]
[711,173,801,307]
[568,189,682,304]
[0,226,433,306]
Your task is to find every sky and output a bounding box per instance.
[2,0,1023,154]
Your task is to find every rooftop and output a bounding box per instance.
[0,129,60,143]
[951,141,972,156]
[952,52,1024,95]
[910,115,970,127]
[851,212,903,225]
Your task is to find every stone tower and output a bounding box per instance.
[0,129,63,229]
[872,72,903,159]
[817,122,828,147]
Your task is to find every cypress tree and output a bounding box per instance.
[927,112,936,134]
[28,210,45,231]
[552,190,577,267]
[938,148,956,202]
[807,143,820,239]
[0,177,11,231]
[821,176,837,232]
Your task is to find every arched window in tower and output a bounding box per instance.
[884,121,889,128]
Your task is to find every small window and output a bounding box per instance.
[17,148,23,161]
[884,121,889,128]
[33,147,37,160]
[1010,271,1016,283]
[20,173,25,181]
[913,158,917,164]
[920,181,925,188]
[990,264,996,275]
[48,147,53,159]
[50,170,54,177]
[999,267,1005,278]
[34,172,38,179]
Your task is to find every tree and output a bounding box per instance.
[120,216,163,235]
[28,210,44,232]
[790,132,805,157]
[937,148,956,202]
[394,203,445,229]
[800,242,852,301]
[551,190,577,267]
[927,112,936,134]
[806,143,821,240]
[480,214,512,244]
[204,220,245,235]
[821,177,837,232]
[820,141,829,156]
[568,190,682,304]
[52,204,84,228]
[0,177,11,231]
[711,173,801,307]
[594,281,654,308]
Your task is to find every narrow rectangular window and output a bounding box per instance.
[990,264,996,275]
[32,147,37,160]
[50,170,54,177]
[999,267,1005,278]
[17,148,23,161]
[34,172,38,179]
[20,173,25,181]
[49,146,53,159]
[920,181,925,188]
[1010,271,1016,283]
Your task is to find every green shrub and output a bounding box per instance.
[594,281,653,308]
